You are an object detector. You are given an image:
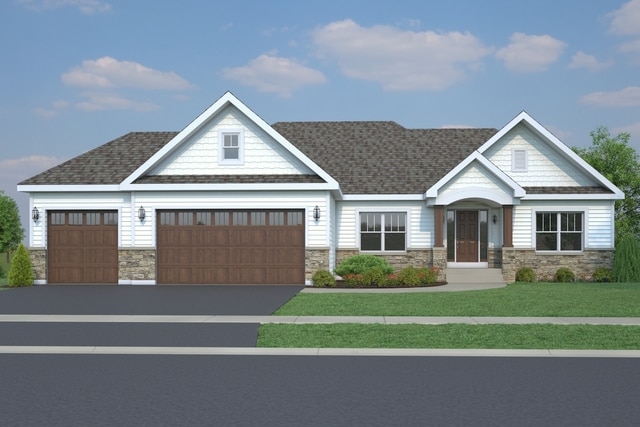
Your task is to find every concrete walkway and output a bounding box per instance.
[301,282,507,293]
[1,314,639,325]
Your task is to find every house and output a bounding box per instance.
[18,92,623,285]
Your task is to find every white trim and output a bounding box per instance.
[34,280,47,285]
[434,187,518,206]
[447,262,489,268]
[18,185,120,193]
[218,128,244,165]
[118,280,156,285]
[120,183,337,191]
[523,193,619,201]
[478,111,623,200]
[531,208,586,252]
[356,210,409,252]
[342,194,424,201]
[512,148,528,172]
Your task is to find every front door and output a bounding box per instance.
[456,211,478,262]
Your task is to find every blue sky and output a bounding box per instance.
[2,0,640,228]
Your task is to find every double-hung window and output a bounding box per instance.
[360,212,406,251]
[219,130,243,164]
[536,212,583,251]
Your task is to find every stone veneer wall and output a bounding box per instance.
[335,249,446,282]
[501,249,614,282]
[28,248,47,282]
[118,249,156,281]
[305,248,330,283]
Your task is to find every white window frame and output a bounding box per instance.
[218,129,244,165]
[512,148,528,172]
[535,211,584,253]
[359,212,407,252]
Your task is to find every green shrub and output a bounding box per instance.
[515,267,536,282]
[8,244,34,287]
[343,273,362,287]
[397,266,421,287]
[361,267,388,287]
[417,267,439,285]
[592,267,613,283]
[554,267,575,283]
[334,255,394,277]
[311,270,336,287]
[614,234,640,282]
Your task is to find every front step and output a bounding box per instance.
[446,268,505,284]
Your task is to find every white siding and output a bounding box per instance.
[513,200,615,249]
[336,201,430,249]
[134,190,330,247]
[150,105,313,176]
[440,163,514,194]
[484,124,598,187]
[30,192,128,247]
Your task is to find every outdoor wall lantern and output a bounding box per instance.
[32,207,39,222]
[313,205,321,221]
[138,206,146,222]
[492,214,497,224]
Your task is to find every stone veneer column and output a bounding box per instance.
[28,248,47,283]
[118,249,156,282]
[305,248,330,283]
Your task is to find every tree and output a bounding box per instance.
[0,192,24,261]
[573,126,640,243]
[8,243,34,287]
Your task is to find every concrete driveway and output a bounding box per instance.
[0,285,304,315]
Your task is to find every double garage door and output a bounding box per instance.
[157,209,305,285]
[47,209,305,285]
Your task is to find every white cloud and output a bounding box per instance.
[76,92,159,112]
[0,155,61,179]
[311,19,492,91]
[496,33,566,72]
[580,86,640,107]
[221,53,326,98]
[619,39,640,54]
[18,0,111,14]
[608,0,640,36]
[613,122,640,139]
[568,51,612,71]
[62,57,192,90]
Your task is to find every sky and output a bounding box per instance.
[1,0,640,232]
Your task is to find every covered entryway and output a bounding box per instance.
[156,210,305,285]
[47,211,118,284]
[446,209,489,264]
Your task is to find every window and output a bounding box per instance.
[219,130,243,163]
[512,149,527,172]
[86,212,101,225]
[51,213,65,225]
[196,212,211,226]
[69,213,83,225]
[160,212,175,226]
[104,212,118,225]
[360,212,406,251]
[536,212,583,251]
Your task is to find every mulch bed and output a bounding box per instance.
[327,281,448,289]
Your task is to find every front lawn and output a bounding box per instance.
[257,324,640,349]
[274,282,640,317]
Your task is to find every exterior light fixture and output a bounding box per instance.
[313,205,321,221]
[493,214,497,224]
[138,206,146,222]
[32,207,40,222]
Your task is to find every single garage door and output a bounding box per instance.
[157,210,305,284]
[48,211,118,284]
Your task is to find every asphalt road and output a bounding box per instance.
[1,354,638,427]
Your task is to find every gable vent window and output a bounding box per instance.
[219,130,244,164]
[512,149,528,172]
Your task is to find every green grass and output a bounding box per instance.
[274,282,640,317]
[257,323,640,349]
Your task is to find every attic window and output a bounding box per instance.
[512,149,528,172]
[219,130,244,164]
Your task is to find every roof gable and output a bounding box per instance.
[478,112,623,199]
[122,92,338,190]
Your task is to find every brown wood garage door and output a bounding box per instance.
[157,210,305,284]
[48,211,118,284]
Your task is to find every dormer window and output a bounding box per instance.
[512,148,527,172]
[219,130,244,164]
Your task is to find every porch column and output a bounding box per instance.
[502,205,513,248]
[434,205,444,247]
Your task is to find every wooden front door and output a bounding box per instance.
[456,211,478,262]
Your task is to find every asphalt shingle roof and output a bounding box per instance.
[21,121,610,196]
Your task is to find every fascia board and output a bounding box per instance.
[425,152,524,198]
[341,194,425,201]
[120,183,339,192]
[479,111,624,199]
[523,193,624,201]
[18,185,121,193]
